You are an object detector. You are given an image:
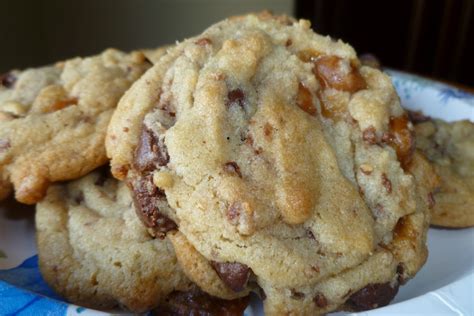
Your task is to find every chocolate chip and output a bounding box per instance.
[362,127,377,144]
[290,290,305,300]
[428,192,436,209]
[396,264,407,285]
[223,162,242,178]
[307,229,315,240]
[227,89,245,108]
[285,39,293,47]
[0,72,16,88]
[359,53,381,69]
[210,261,251,292]
[94,167,109,187]
[346,282,399,311]
[154,286,249,316]
[74,192,84,204]
[134,127,169,172]
[381,173,392,194]
[407,111,430,124]
[0,139,11,153]
[129,175,177,237]
[314,293,328,308]
[195,38,212,46]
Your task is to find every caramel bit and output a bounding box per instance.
[122,127,129,132]
[298,49,321,63]
[381,173,392,194]
[313,55,366,93]
[0,72,16,88]
[362,126,378,144]
[317,90,343,120]
[427,192,436,209]
[0,139,11,152]
[384,115,415,170]
[223,162,242,178]
[49,97,78,112]
[296,82,317,116]
[314,293,328,308]
[195,38,212,46]
[394,216,417,241]
[227,89,245,108]
[360,164,373,175]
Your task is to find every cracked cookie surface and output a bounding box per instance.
[414,116,474,228]
[36,170,250,313]
[0,49,151,204]
[107,13,436,315]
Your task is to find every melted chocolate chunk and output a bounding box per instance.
[0,72,16,88]
[346,282,399,311]
[129,175,177,236]
[227,89,245,108]
[407,111,430,124]
[314,293,328,308]
[155,287,250,316]
[210,261,251,292]
[134,127,169,172]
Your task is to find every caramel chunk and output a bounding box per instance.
[210,261,251,292]
[384,115,415,169]
[313,55,366,93]
[296,82,317,116]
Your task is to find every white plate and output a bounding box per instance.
[0,70,473,315]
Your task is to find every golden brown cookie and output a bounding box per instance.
[414,115,474,228]
[106,12,436,315]
[36,170,249,314]
[0,49,151,204]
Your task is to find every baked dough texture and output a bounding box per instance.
[0,49,151,204]
[106,13,436,314]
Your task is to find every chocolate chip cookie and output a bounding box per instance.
[413,114,474,228]
[0,49,151,204]
[107,12,436,314]
[36,170,250,313]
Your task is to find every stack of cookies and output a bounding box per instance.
[1,12,472,315]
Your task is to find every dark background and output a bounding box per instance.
[1,0,472,87]
[296,0,474,87]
